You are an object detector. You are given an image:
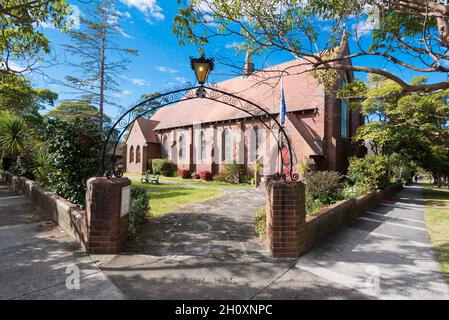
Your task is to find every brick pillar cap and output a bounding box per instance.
[87,176,131,186]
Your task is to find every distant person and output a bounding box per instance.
[414,175,419,183]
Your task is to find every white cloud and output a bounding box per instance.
[112,89,132,97]
[0,60,27,73]
[130,78,147,86]
[120,0,164,23]
[157,66,178,74]
[225,41,242,49]
[174,76,188,84]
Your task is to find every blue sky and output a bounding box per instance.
[31,0,448,120]
[33,0,293,119]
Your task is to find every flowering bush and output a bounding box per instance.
[199,170,212,181]
[177,168,190,179]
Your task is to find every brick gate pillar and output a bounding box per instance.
[266,180,306,258]
[85,177,131,254]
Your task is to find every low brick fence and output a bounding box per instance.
[266,181,403,258]
[1,171,130,254]
[2,171,88,249]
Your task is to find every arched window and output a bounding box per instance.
[136,145,141,163]
[129,145,134,163]
[256,127,264,151]
[162,135,168,158]
[222,129,232,162]
[200,131,207,161]
[178,134,185,159]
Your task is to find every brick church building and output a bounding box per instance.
[124,41,364,177]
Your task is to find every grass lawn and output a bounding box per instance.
[131,180,224,217]
[423,183,449,285]
[125,172,254,189]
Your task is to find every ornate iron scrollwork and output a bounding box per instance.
[101,83,299,181]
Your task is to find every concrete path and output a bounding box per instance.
[98,187,370,299]
[295,185,449,299]
[0,181,124,300]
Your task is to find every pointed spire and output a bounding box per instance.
[243,48,255,77]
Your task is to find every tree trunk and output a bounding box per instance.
[99,23,106,131]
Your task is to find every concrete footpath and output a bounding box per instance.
[0,181,124,300]
[295,185,449,299]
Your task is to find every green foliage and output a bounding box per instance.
[354,75,449,179]
[305,197,326,216]
[348,155,389,190]
[15,147,35,179]
[254,207,266,240]
[340,183,370,199]
[0,1,70,74]
[224,161,247,183]
[304,170,343,204]
[32,147,52,186]
[152,159,177,176]
[173,1,449,93]
[129,187,150,235]
[46,100,112,128]
[44,119,101,207]
[0,112,29,157]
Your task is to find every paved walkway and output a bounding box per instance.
[0,181,124,300]
[295,185,449,299]
[98,187,370,299]
[2,179,447,300]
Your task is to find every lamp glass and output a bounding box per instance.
[193,61,211,85]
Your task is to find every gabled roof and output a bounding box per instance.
[133,118,160,143]
[151,59,325,130]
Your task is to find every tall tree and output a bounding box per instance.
[352,75,449,185]
[61,0,138,131]
[46,100,112,129]
[0,0,70,73]
[0,72,57,128]
[174,0,449,94]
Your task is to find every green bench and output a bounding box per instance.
[141,173,160,184]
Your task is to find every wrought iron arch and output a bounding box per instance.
[101,83,299,181]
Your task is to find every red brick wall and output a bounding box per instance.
[86,177,130,254]
[265,179,403,258]
[266,181,306,258]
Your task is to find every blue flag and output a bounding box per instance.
[280,78,286,126]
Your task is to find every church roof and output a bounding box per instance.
[134,118,160,143]
[151,59,324,130]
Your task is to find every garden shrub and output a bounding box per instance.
[213,171,228,182]
[0,156,13,170]
[152,158,176,176]
[254,207,266,240]
[348,155,389,190]
[305,196,326,216]
[304,170,343,204]
[129,187,150,235]
[340,182,370,199]
[224,161,246,183]
[44,118,101,207]
[177,168,190,179]
[33,148,52,187]
[199,170,212,181]
[15,147,35,179]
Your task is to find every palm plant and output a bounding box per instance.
[33,147,52,186]
[0,112,28,158]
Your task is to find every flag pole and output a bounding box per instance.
[278,76,284,179]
